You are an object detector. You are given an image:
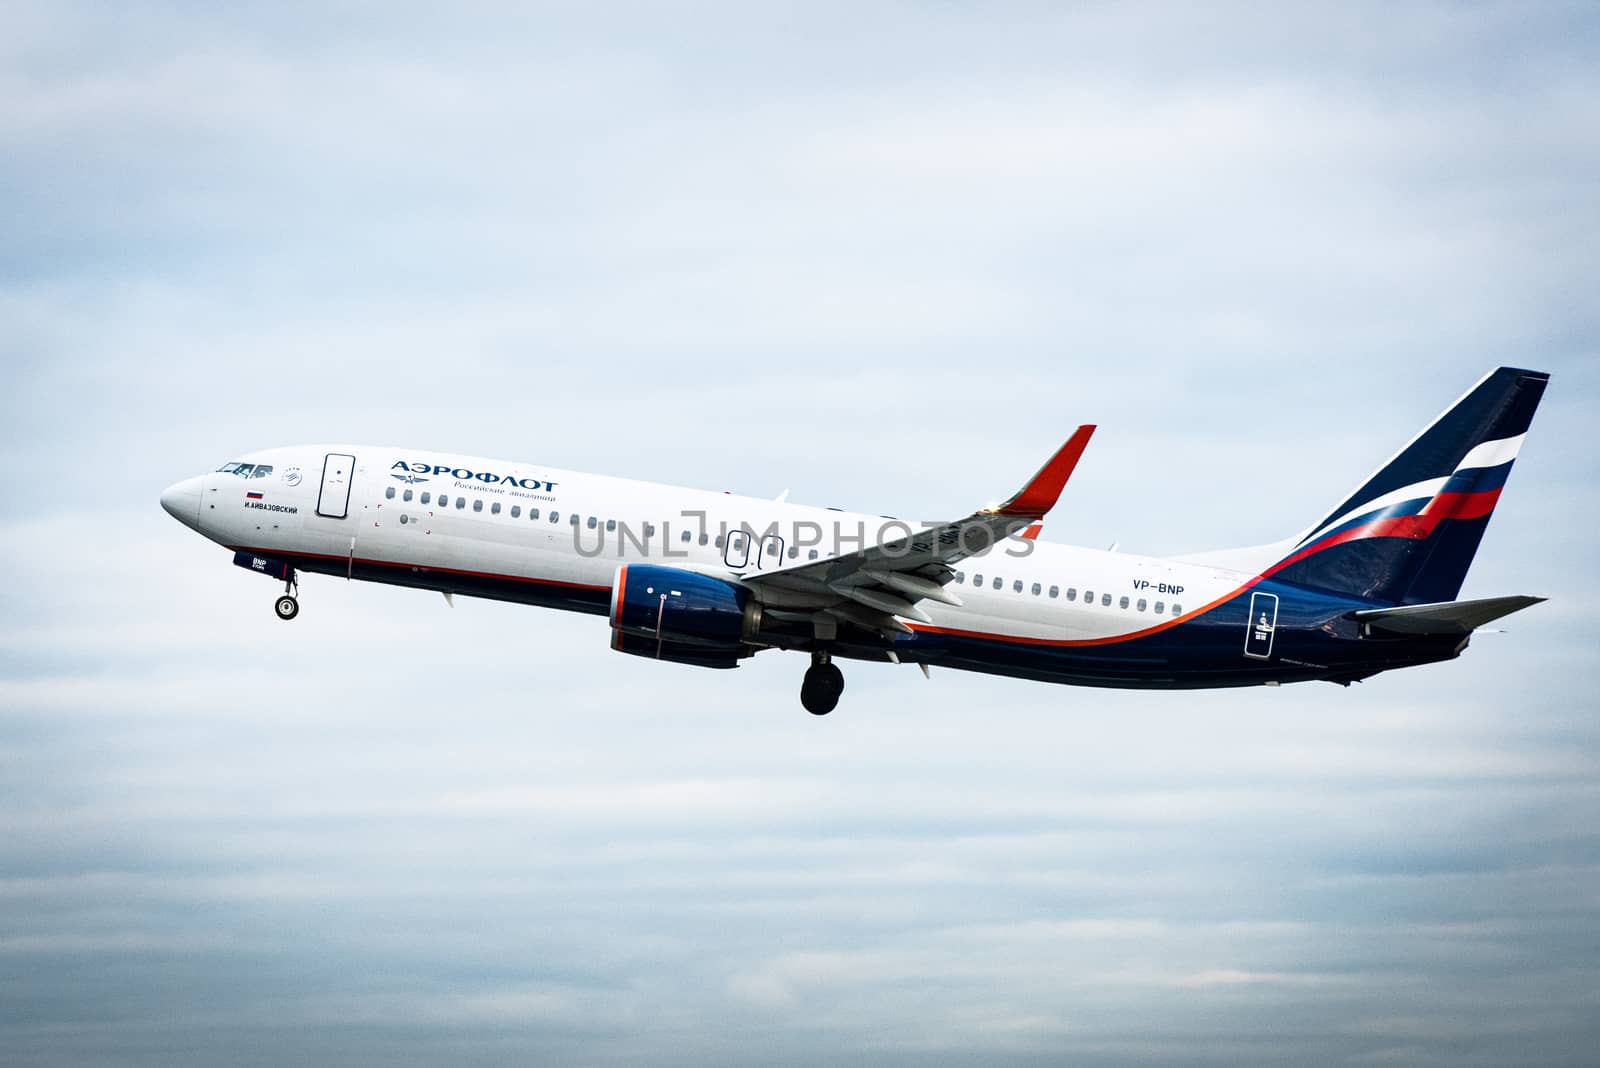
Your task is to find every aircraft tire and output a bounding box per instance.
[275,594,300,621]
[800,662,844,715]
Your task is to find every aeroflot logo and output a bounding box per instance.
[391,460,558,493]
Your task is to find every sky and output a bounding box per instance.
[3,2,1598,1064]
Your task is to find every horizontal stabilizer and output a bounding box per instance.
[1353,594,1545,636]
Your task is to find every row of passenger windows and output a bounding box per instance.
[381,485,834,559]
[217,462,273,479]
[386,485,662,532]
[952,570,1182,616]
[382,485,1170,609]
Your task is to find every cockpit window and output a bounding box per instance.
[251,465,273,478]
[215,462,254,477]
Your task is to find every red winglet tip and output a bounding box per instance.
[1020,523,1043,540]
[996,424,1096,519]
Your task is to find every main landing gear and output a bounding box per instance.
[274,569,300,621]
[800,650,845,716]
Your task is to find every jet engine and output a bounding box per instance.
[608,564,762,667]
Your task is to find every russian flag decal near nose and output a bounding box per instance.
[246,492,264,500]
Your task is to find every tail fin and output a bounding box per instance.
[1270,366,1549,604]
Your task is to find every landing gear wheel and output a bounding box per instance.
[274,594,300,621]
[800,661,845,716]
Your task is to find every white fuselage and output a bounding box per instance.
[168,444,1245,645]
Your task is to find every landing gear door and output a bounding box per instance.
[316,453,356,519]
[1244,591,1279,660]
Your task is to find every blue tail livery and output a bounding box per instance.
[1269,366,1548,605]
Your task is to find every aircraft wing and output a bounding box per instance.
[742,426,1094,636]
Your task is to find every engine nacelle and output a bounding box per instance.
[608,564,762,649]
[610,630,745,669]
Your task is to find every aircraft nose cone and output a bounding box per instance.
[160,475,205,532]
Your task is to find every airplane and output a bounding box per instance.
[160,367,1548,715]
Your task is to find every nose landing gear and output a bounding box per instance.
[800,650,845,716]
[274,570,299,621]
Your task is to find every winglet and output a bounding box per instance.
[994,425,1096,519]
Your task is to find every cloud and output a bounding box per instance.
[2,2,1597,1066]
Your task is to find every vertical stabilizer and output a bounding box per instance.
[1267,367,1548,604]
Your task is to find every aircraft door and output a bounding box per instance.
[316,453,356,519]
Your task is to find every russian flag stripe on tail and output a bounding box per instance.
[1269,367,1548,605]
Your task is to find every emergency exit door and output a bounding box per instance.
[316,453,356,519]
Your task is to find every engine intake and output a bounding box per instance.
[608,564,762,650]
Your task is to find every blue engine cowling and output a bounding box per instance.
[608,564,761,650]
[610,630,745,669]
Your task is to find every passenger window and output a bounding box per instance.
[491,502,501,515]
[1172,603,1183,615]
[1031,583,1042,595]
[715,535,724,549]
[385,487,395,499]
[955,571,964,584]
[421,492,431,505]
[1155,600,1164,614]
[550,511,559,523]
[1084,590,1094,604]
[571,514,580,526]
[808,549,819,559]
[645,523,656,537]
[699,533,709,546]
[788,545,799,558]
[606,519,616,532]
[587,516,597,529]
[530,508,540,520]
[1013,580,1023,593]
[457,498,467,510]
[992,577,1002,590]
[973,574,983,587]
[1119,596,1129,609]
[1067,588,1077,602]
[473,500,483,513]
[511,505,521,518]
[1049,585,1059,598]
[252,465,273,478]
[404,489,414,502]
[1101,593,1112,607]
[681,530,692,543]
[1137,598,1147,612]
